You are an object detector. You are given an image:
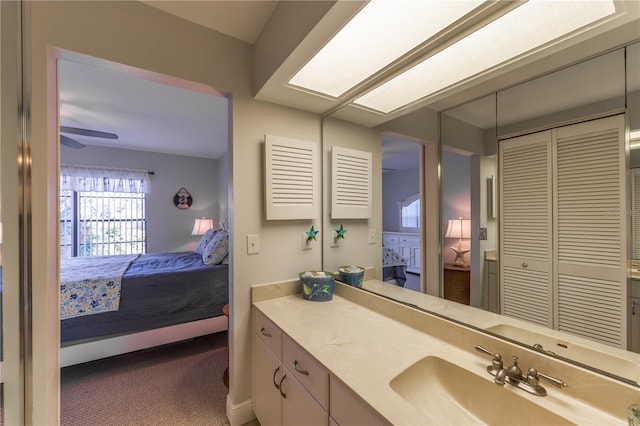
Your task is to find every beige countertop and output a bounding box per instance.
[360,279,640,384]
[253,286,629,425]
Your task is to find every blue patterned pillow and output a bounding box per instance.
[202,230,229,265]
[195,228,219,254]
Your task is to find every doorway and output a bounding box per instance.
[56,51,232,423]
[381,133,423,292]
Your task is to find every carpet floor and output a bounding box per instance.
[60,332,230,426]
[0,332,230,426]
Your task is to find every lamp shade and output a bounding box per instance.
[191,217,215,235]
[444,218,471,240]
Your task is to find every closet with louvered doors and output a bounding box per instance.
[499,130,554,328]
[499,114,627,349]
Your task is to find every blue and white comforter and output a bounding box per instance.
[60,254,139,319]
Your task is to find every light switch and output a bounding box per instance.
[368,228,376,244]
[247,234,260,255]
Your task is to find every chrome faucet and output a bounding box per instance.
[475,345,568,396]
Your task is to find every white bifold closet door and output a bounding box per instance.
[500,114,626,348]
[499,130,554,328]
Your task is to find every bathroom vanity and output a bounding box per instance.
[252,280,639,425]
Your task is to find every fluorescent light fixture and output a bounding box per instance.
[354,0,617,113]
[288,0,486,98]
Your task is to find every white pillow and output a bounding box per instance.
[195,228,219,254]
[202,230,229,265]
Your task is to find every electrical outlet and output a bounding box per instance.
[479,227,487,240]
[368,228,376,244]
[247,234,260,254]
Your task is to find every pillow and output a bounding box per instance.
[202,230,229,265]
[195,228,219,254]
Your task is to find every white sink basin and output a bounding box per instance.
[485,323,640,383]
[390,356,571,425]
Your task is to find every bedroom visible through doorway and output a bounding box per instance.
[56,51,232,422]
[381,133,422,292]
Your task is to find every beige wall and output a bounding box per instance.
[23,1,323,423]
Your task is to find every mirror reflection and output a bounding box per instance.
[381,135,421,290]
[323,41,640,385]
[441,94,497,309]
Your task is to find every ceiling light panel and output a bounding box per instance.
[354,0,617,113]
[288,0,486,98]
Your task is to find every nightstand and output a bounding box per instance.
[443,264,470,305]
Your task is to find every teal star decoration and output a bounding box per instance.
[305,225,319,242]
[335,225,347,240]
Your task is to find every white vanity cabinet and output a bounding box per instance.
[253,307,386,426]
[383,232,420,273]
[253,309,329,426]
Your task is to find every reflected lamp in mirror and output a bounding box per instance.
[191,217,215,235]
[445,218,471,266]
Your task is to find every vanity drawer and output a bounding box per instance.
[254,308,283,358]
[399,235,419,246]
[383,233,398,246]
[283,334,329,410]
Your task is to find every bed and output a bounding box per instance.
[58,250,229,366]
[382,247,407,286]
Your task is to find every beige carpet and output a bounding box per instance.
[60,332,230,426]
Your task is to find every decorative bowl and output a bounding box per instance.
[338,265,365,288]
[299,271,335,301]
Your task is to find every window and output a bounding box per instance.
[399,193,420,232]
[60,165,151,258]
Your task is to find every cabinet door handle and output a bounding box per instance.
[272,366,281,389]
[633,300,637,316]
[260,327,271,338]
[278,374,287,399]
[293,360,309,376]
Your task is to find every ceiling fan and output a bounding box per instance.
[60,125,118,149]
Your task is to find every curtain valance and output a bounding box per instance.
[60,165,152,193]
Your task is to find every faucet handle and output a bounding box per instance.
[474,345,503,374]
[506,356,523,380]
[527,368,568,389]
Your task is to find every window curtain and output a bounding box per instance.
[60,165,151,193]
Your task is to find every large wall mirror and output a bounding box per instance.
[322,41,640,386]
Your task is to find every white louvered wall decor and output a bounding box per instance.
[554,115,626,348]
[265,134,319,220]
[331,146,372,219]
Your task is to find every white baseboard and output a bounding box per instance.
[60,316,228,367]
[226,395,255,426]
